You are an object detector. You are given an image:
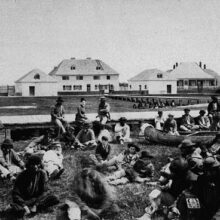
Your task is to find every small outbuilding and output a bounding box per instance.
[15,69,57,96]
[128,69,177,94]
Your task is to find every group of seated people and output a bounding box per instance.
[139,134,220,220]
[153,107,220,135]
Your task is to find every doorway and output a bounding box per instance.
[167,85,172,94]
[29,86,35,96]
[87,84,91,92]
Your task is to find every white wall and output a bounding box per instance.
[128,80,177,94]
[16,83,57,96]
[52,74,120,92]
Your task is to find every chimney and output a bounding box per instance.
[176,62,178,67]
[204,64,206,69]
[173,64,175,69]
[199,61,202,68]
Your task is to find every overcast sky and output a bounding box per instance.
[1,0,220,84]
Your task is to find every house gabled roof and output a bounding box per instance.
[15,69,57,83]
[48,58,120,76]
[128,69,177,81]
[203,69,220,79]
[170,62,215,79]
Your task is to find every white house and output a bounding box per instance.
[49,58,120,93]
[170,62,217,92]
[15,69,57,96]
[128,69,177,94]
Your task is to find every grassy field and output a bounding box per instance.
[0,95,209,116]
[0,139,180,220]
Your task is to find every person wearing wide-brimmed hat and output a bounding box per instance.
[196,109,210,130]
[114,117,131,144]
[180,109,200,131]
[0,139,25,180]
[74,121,97,150]
[51,97,67,135]
[97,96,111,124]
[154,110,165,131]
[163,113,179,135]
[3,155,59,218]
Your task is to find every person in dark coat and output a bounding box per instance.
[192,156,220,220]
[5,155,59,217]
[75,98,88,134]
[208,96,220,117]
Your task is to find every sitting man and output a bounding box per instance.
[126,150,155,183]
[114,117,131,144]
[74,121,97,150]
[196,110,210,130]
[51,97,67,136]
[104,143,140,184]
[3,155,59,218]
[0,139,25,180]
[42,142,64,180]
[24,128,56,157]
[163,114,179,135]
[90,135,111,166]
[72,168,119,220]
[154,111,165,130]
[180,109,199,131]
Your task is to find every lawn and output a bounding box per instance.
[0,95,209,116]
[0,138,180,220]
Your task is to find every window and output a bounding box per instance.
[62,76,69,80]
[184,80,188,86]
[130,85,132,89]
[93,75,100,80]
[107,75,110,80]
[73,85,82,90]
[209,80,215,86]
[145,85,147,89]
[95,85,98,90]
[70,65,75,70]
[189,80,196,86]
[34,74,40,80]
[157,74,163,78]
[96,66,101,70]
[76,75,83,80]
[63,85,72,91]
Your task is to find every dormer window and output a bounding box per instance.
[34,74,40,80]
[157,73,163,78]
[96,66,101,70]
[70,65,75,70]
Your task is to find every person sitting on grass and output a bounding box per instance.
[72,168,119,220]
[179,109,199,132]
[1,155,59,218]
[196,110,210,130]
[114,117,131,144]
[104,143,140,184]
[42,142,64,180]
[125,150,155,183]
[75,98,88,135]
[0,139,25,181]
[51,97,67,136]
[163,114,179,135]
[24,128,56,157]
[154,110,165,130]
[90,135,111,166]
[74,121,97,150]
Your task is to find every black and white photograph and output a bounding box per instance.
[1,0,220,219]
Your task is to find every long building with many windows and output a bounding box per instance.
[49,57,120,94]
